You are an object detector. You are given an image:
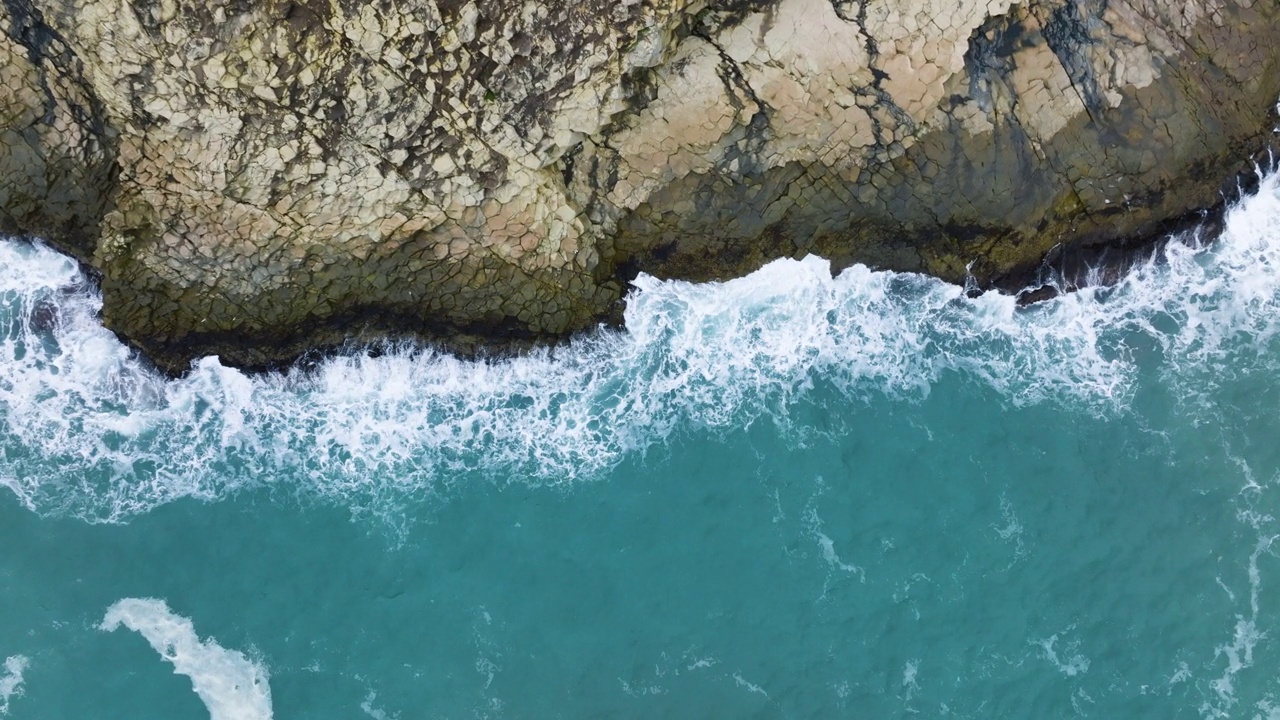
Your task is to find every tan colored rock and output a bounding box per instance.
[0,0,1277,372]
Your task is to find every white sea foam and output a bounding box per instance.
[100,598,272,720]
[901,658,920,703]
[360,691,399,720]
[1033,632,1090,677]
[993,495,1027,562]
[1,168,1279,521]
[0,655,28,716]
[804,506,863,578]
[1255,699,1280,720]
[732,672,769,697]
[1200,509,1279,719]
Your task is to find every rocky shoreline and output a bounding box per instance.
[1006,146,1280,305]
[2,0,1279,373]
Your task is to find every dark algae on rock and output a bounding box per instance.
[1,0,1278,372]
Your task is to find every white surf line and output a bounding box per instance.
[4,167,1280,523]
[101,598,273,720]
[0,655,29,716]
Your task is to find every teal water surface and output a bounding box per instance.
[3,170,1280,719]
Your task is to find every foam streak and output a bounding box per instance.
[100,598,273,720]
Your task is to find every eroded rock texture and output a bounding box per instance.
[1,0,1277,371]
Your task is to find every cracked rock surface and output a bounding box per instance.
[1,0,1277,372]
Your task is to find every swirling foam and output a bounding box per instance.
[2,168,1280,521]
[100,598,273,720]
[0,655,28,716]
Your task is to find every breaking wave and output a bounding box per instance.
[2,168,1279,522]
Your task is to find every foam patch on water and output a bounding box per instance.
[0,655,28,715]
[1033,632,1090,677]
[360,691,399,720]
[100,598,272,720]
[2,168,1280,521]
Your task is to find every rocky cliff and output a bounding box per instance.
[2,0,1278,372]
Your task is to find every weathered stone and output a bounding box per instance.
[0,0,1277,373]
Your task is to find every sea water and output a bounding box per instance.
[3,169,1280,719]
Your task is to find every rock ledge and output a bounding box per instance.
[1,0,1278,372]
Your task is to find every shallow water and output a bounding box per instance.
[3,171,1280,718]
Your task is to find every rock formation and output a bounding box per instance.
[1,0,1277,372]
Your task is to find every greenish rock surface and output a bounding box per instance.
[1,0,1278,372]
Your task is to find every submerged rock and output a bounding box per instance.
[0,0,1277,372]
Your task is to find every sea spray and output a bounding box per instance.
[101,598,273,720]
[0,168,1278,522]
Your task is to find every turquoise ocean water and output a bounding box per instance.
[3,168,1280,718]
